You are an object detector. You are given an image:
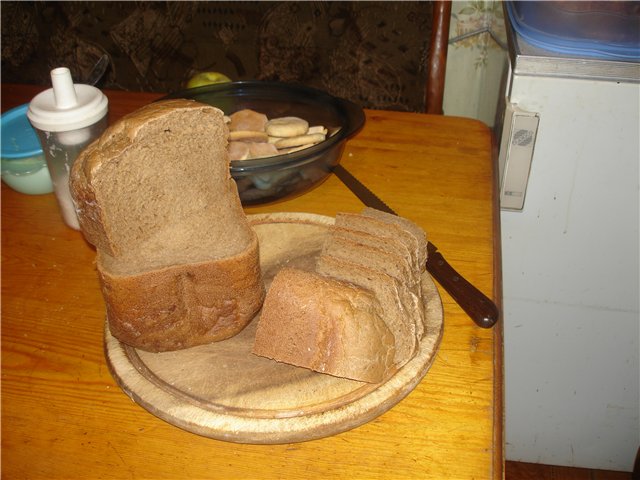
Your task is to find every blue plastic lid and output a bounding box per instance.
[507,1,640,61]
[1,103,44,159]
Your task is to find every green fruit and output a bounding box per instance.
[186,72,232,89]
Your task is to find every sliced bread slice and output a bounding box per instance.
[321,234,412,282]
[252,267,396,383]
[322,229,425,340]
[316,254,418,368]
[330,226,418,279]
[334,212,422,276]
[360,207,428,271]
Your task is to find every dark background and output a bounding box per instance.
[1,1,436,111]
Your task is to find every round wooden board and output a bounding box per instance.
[105,212,444,444]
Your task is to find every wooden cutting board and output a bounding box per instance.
[106,212,444,444]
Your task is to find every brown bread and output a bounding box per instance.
[252,267,396,383]
[360,207,428,270]
[326,216,426,340]
[321,234,413,281]
[334,212,422,275]
[331,226,418,278]
[70,99,265,352]
[316,254,418,367]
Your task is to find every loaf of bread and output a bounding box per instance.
[70,99,265,352]
[320,227,425,341]
[315,254,418,366]
[252,267,396,383]
[318,208,428,368]
[252,208,428,381]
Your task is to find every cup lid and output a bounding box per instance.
[1,103,43,159]
[27,67,108,132]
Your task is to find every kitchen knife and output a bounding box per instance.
[332,164,499,329]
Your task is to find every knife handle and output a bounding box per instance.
[426,251,499,328]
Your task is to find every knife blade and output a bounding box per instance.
[332,164,499,329]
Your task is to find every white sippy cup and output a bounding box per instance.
[27,67,108,230]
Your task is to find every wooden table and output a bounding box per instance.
[1,84,503,479]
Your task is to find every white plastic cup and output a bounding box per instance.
[27,68,108,230]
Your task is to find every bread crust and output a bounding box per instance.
[316,253,417,367]
[100,231,264,352]
[252,267,395,383]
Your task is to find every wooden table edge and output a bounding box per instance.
[491,129,506,480]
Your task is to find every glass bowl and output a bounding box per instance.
[162,81,365,205]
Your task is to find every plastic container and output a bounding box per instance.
[162,81,365,205]
[27,67,108,229]
[506,1,640,60]
[1,103,54,195]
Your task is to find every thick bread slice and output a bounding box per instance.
[71,99,252,258]
[361,207,428,271]
[334,212,422,276]
[252,268,396,383]
[331,226,418,278]
[327,224,425,339]
[70,99,265,352]
[316,254,418,368]
[322,234,412,282]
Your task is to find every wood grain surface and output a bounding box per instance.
[1,84,503,479]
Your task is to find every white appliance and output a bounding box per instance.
[498,23,640,471]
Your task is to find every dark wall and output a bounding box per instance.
[1,1,435,112]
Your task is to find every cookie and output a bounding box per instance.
[265,116,309,137]
[229,130,269,143]
[229,109,268,132]
[229,141,250,161]
[307,125,328,135]
[274,133,326,149]
[249,142,280,159]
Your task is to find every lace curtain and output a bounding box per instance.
[442,0,508,127]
